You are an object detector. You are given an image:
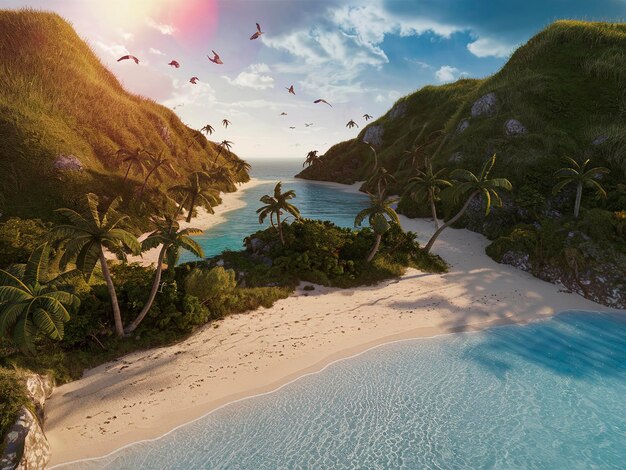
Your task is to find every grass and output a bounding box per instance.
[298,20,626,189]
[0,368,30,454]
[0,9,247,223]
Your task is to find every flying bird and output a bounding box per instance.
[346,119,359,129]
[286,85,295,95]
[250,22,264,40]
[304,123,313,127]
[222,119,231,128]
[363,114,373,121]
[201,124,215,135]
[168,60,180,68]
[208,50,223,64]
[117,55,139,64]
[189,77,199,84]
[289,126,296,129]
[314,99,332,107]
[280,112,288,116]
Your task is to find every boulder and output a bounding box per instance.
[362,125,384,148]
[24,375,54,421]
[53,154,83,172]
[389,102,407,119]
[591,135,609,146]
[456,119,470,134]
[504,119,527,136]
[0,408,50,470]
[471,92,497,117]
[449,152,464,164]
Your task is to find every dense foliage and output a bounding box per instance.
[211,219,447,290]
[0,10,249,224]
[297,20,626,306]
[0,368,30,453]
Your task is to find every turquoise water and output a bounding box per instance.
[63,311,626,469]
[178,159,370,263]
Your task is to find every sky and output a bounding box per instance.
[3,0,626,160]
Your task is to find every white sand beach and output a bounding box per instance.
[121,178,267,266]
[46,182,620,467]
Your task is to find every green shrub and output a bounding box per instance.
[0,368,30,451]
[486,225,538,262]
[0,217,52,268]
[184,266,237,316]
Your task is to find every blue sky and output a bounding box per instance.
[4,0,626,159]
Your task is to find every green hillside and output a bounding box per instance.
[298,20,626,308]
[299,21,625,186]
[0,9,248,223]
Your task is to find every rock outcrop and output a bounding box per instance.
[456,119,470,134]
[504,119,527,136]
[362,125,384,148]
[53,154,83,172]
[389,102,407,119]
[471,92,497,117]
[0,374,53,470]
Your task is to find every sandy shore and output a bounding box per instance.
[122,178,267,266]
[47,182,620,467]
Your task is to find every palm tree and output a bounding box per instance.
[139,152,177,200]
[406,160,452,228]
[424,155,512,253]
[222,119,231,128]
[552,157,609,218]
[124,217,204,333]
[257,182,301,245]
[0,244,80,352]
[212,140,233,167]
[303,150,319,167]
[362,141,378,170]
[206,165,237,192]
[116,147,147,185]
[346,119,359,129]
[230,158,251,179]
[168,172,219,223]
[355,194,400,262]
[201,124,215,135]
[367,166,396,198]
[52,193,141,336]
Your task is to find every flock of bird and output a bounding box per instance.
[116,22,374,145]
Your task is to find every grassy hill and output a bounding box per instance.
[298,21,625,187]
[0,9,248,224]
[298,21,626,308]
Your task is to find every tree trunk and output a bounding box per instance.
[122,162,132,185]
[277,210,285,245]
[574,182,582,218]
[139,167,157,200]
[125,245,166,334]
[367,233,382,262]
[424,190,480,253]
[429,189,439,229]
[186,193,197,223]
[212,147,223,167]
[99,247,125,336]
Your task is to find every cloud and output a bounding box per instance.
[375,90,402,104]
[95,41,129,58]
[435,65,463,83]
[164,80,216,108]
[467,37,515,58]
[146,18,176,35]
[223,63,275,90]
[149,48,166,56]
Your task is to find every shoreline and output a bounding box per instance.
[50,308,607,469]
[123,178,268,266]
[46,181,622,467]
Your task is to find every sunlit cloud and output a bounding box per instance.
[467,37,516,58]
[223,64,275,90]
[146,17,176,35]
[149,47,166,56]
[435,65,466,83]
